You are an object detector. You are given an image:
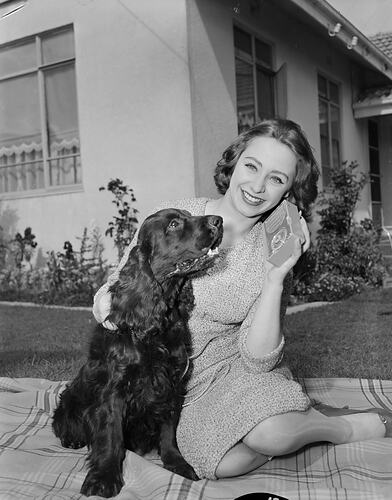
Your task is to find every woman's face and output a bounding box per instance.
[226,136,297,218]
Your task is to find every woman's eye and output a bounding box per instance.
[270,176,284,184]
[245,163,257,172]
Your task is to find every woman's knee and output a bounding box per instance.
[215,442,270,478]
[243,413,302,456]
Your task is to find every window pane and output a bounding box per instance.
[49,155,81,186]
[255,38,272,67]
[235,57,255,132]
[369,148,380,174]
[322,166,331,186]
[318,99,330,167]
[0,74,44,193]
[330,106,340,139]
[318,74,327,97]
[330,106,340,167]
[44,64,81,186]
[42,28,75,65]
[371,202,382,228]
[370,175,381,202]
[329,81,339,104]
[368,120,379,148]
[332,138,340,168]
[0,40,36,78]
[233,26,252,55]
[45,64,80,155]
[256,67,275,120]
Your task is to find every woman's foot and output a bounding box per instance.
[312,401,392,438]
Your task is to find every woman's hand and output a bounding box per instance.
[265,215,310,285]
[93,285,117,330]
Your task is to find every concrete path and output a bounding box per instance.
[1,300,332,314]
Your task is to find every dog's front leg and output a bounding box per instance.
[52,368,89,449]
[81,391,126,498]
[160,409,199,481]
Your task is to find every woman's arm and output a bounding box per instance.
[245,237,301,356]
[238,218,310,371]
[92,230,139,325]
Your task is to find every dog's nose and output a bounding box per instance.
[208,215,222,228]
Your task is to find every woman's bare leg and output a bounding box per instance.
[243,408,386,456]
[215,442,271,479]
[216,408,386,478]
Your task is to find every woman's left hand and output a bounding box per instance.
[265,215,310,285]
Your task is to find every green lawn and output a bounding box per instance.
[0,305,91,380]
[1,287,391,381]
[284,287,392,380]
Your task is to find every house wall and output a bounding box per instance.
[2,0,387,266]
[190,0,376,225]
[0,0,194,261]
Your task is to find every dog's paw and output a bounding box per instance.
[165,461,199,481]
[60,436,86,449]
[81,469,124,498]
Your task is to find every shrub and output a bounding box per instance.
[293,161,385,301]
[0,226,108,306]
[0,178,139,306]
[99,178,138,261]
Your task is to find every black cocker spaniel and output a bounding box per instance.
[52,208,223,498]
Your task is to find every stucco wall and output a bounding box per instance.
[0,0,194,261]
[190,0,375,224]
[186,0,238,199]
[2,0,386,265]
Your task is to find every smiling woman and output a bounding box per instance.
[92,118,392,483]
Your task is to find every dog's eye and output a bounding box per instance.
[168,219,180,230]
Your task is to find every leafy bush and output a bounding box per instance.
[99,178,138,260]
[293,161,385,302]
[0,226,109,306]
[0,178,139,306]
[42,227,108,306]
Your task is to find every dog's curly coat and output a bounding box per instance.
[52,208,223,497]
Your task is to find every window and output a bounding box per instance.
[0,26,81,196]
[234,26,276,133]
[318,74,341,186]
[368,120,382,228]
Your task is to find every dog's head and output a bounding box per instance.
[107,208,223,333]
[138,208,223,280]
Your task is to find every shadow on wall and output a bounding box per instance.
[0,204,19,239]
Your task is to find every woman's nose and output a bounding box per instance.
[252,175,266,194]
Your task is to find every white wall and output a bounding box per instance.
[191,0,374,224]
[1,0,195,261]
[187,0,238,199]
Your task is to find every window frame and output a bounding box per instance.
[0,24,82,200]
[233,25,277,133]
[317,73,342,188]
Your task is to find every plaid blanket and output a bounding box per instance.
[0,377,391,500]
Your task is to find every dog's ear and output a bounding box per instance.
[108,245,167,335]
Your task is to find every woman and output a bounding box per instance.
[93,119,391,480]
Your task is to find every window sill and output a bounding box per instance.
[0,183,84,200]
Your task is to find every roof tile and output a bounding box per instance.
[369,31,392,59]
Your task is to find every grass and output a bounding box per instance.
[285,287,392,380]
[1,287,392,381]
[0,305,92,380]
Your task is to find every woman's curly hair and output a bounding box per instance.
[214,119,320,219]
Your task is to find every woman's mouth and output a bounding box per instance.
[241,189,265,206]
